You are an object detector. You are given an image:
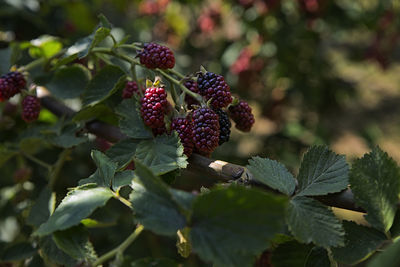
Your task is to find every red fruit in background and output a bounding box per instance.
[231,48,253,74]
[95,137,112,152]
[228,100,255,132]
[184,80,200,109]
[138,43,175,69]
[140,87,168,129]
[171,117,195,157]
[197,72,232,109]
[192,107,220,154]
[21,95,41,123]
[0,71,26,100]
[122,81,140,99]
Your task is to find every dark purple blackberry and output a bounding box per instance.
[228,100,255,132]
[193,107,220,154]
[197,72,232,109]
[171,117,195,156]
[140,87,168,128]
[215,109,231,145]
[122,81,139,99]
[184,80,200,109]
[22,95,41,122]
[138,43,175,69]
[0,71,26,100]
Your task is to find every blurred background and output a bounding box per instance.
[1,0,400,265]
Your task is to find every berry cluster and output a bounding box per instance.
[197,71,232,109]
[140,87,168,129]
[192,107,220,154]
[0,71,26,101]
[138,43,175,69]
[22,95,41,123]
[228,100,255,132]
[171,117,194,156]
[122,81,140,99]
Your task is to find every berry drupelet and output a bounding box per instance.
[21,95,41,122]
[140,87,168,129]
[0,71,26,101]
[122,81,139,99]
[171,117,195,156]
[215,109,231,145]
[138,43,175,69]
[192,107,220,154]
[228,100,255,132]
[197,72,232,109]
[184,80,200,109]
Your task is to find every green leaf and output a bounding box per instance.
[271,240,314,267]
[27,187,56,227]
[247,156,296,195]
[169,188,195,212]
[190,186,288,267]
[116,99,153,139]
[0,242,36,262]
[368,239,400,267]
[287,196,344,248]
[35,186,114,236]
[78,27,111,58]
[304,247,330,267]
[98,13,112,29]
[297,146,349,196]
[82,65,125,106]
[350,147,400,233]
[46,65,90,99]
[131,258,178,267]
[48,124,88,148]
[53,225,97,262]
[0,48,12,74]
[135,133,188,175]
[39,236,78,267]
[177,228,192,258]
[73,104,117,124]
[28,35,63,58]
[106,138,139,169]
[113,170,135,191]
[129,161,186,236]
[0,145,17,167]
[93,150,117,187]
[331,221,386,265]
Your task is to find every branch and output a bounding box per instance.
[40,96,364,212]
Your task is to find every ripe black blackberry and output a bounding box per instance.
[0,71,26,100]
[171,117,194,157]
[215,109,231,145]
[140,87,168,129]
[122,81,139,99]
[197,72,232,109]
[138,43,175,69]
[22,95,41,123]
[228,100,255,132]
[184,80,200,109]
[193,107,220,154]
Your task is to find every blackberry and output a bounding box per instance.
[138,43,175,69]
[197,72,232,109]
[140,87,168,129]
[122,81,139,99]
[171,117,195,156]
[0,71,26,100]
[228,100,255,132]
[215,109,231,145]
[184,80,200,109]
[193,107,220,154]
[22,95,41,122]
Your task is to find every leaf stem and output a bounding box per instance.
[168,68,186,79]
[19,57,46,72]
[49,149,71,189]
[92,224,144,266]
[21,152,52,170]
[113,192,133,209]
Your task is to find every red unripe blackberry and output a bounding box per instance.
[122,81,139,99]
[215,109,231,145]
[140,87,168,129]
[228,100,255,132]
[197,72,232,109]
[138,43,175,69]
[193,107,220,154]
[21,95,41,123]
[184,80,200,109]
[171,117,195,157]
[0,71,26,100]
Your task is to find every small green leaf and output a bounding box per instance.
[190,186,288,267]
[304,247,330,267]
[0,145,17,167]
[98,14,112,29]
[129,161,186,236]
[46,65,90,99]
[73,104,117,124]
[367,239,400,267]
[82,65,125,106]
[39,236,78,267]
[48,124,88,148]
[350,147,400,232]
[0,48,12,74]
[297,146,349,196]
[271,240,314,267]
[35,186,114,236]
[27,187,56,227]
[116,99,153,139]
[287,196,344,248]
[113,170,135,191]
[0,242,36,262]
[135,133,188,175]
[53,225,97,262]
[247,156,296,195]
[78,27,111,58]
[106,138,139,169]
[331,221,386,265]
[92,150,118,187]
